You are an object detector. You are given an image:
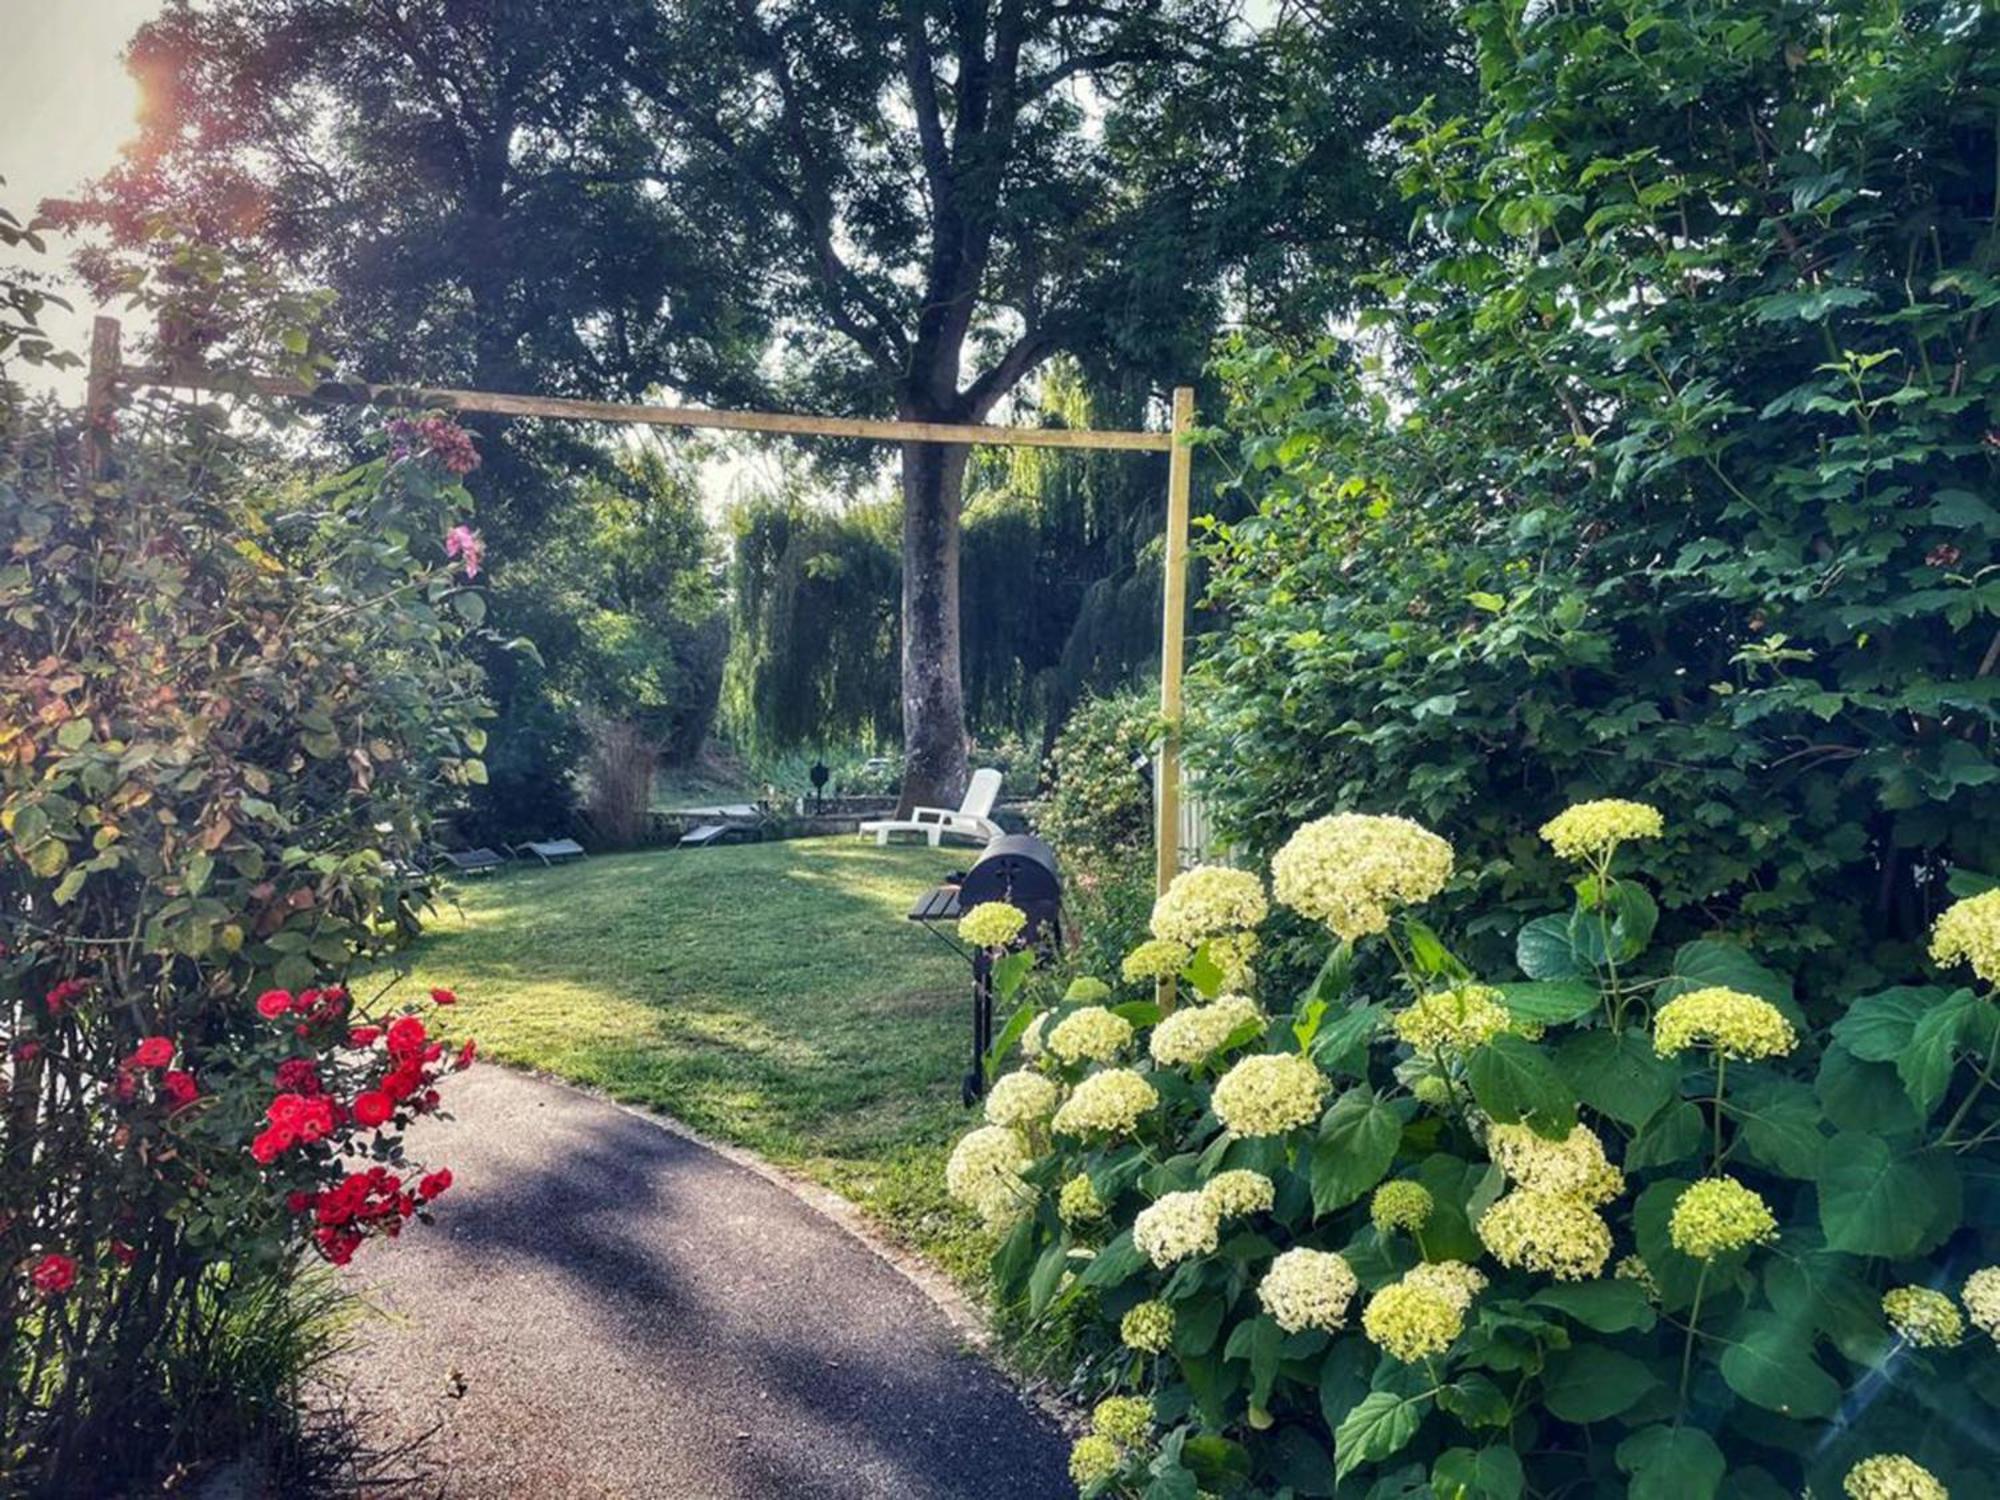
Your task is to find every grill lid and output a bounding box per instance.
[959,833,1061,910]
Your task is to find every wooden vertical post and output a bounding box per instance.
[1155,386,1195,900]
[83,316,121,481]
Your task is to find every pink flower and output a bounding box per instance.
[30,1253,77,1295]
[444,525,485,579]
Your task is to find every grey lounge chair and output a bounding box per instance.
[512,838,586,866]
[437,847,506,875]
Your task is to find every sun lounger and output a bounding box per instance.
[512,838,586,865]
[437,847,506,875]
[858,768,1003,848]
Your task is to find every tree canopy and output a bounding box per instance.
[69,0,1466,810]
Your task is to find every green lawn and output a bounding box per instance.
[394,838,1000,1278]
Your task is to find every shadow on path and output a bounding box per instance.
[336,1066,1071,1499]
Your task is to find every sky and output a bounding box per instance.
[1,0,164,395]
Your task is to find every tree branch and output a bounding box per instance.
[606,49,906,376]
[963,324,1057,419]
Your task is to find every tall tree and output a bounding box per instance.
[594,0,1269,807]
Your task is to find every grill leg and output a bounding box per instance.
[964,950,993,1106]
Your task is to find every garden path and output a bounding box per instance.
[334,1065,1071,1498]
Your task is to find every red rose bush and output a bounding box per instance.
[1,309,491,1490]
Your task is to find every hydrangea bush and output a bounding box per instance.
[951,806,2000,1497]
[1,347,488,1486]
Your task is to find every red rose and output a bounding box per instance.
[418,1169,453,1201]
[348,1026,380,1047]
[294,1095,337,1142]
[429,987,457,1006]
[255,989,293,1019]
[285,1191,315,1214]
[456,1039,477,1070]
[126,1036,174,1070]
[274,1058,323,1095]
[313,1227,363,1266]
[108,1241,138,1267]
[353,1090,394,1128]
[30,1253,77,1295]
[385,1016,427,1058]
[161,1070,198,1108]
[14,1041,40,1063]
[45,979,86,1014]
[249,1126,294,1164]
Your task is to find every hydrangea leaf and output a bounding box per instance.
[1431,1446,1523,1500]
[1541,1344,1662,1424]
[1309,1087,1402,1214]
[1729,1077,1828,1180]
[1332,1389,1427,1481]
[1901,988,1978,1117]
[1556,1029,1675,1128]
[1530,1278,1658,1334]
[1829,985,1938,1062]
[1716,1310,1841,1420]
[1616,1426,1724,1500]
[1658,941,1799,1027]
[1515,915,1583,980]
[1815,1047,1922,1135]
[1496,981,1602,1027]
[1816,1132,1960,1258]
[1078,1229,1146,1288]
[1465,1034,1577,1139]
[1263,1426,1335,1498]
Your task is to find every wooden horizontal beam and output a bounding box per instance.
[117,364,1175,453]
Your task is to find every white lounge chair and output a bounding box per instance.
[860,768,1004,848]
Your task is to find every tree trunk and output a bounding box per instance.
[896,435,971,816]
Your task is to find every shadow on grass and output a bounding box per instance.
[387,839,1004,1277]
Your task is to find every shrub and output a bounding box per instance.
[1035,691,1162,980]
[1194,0,2000,1001]
[0,320,485,1489]
[958,804,2000,1497]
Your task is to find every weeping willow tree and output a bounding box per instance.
[723,362,1176,756]
[723,494,902,751]
[959,364,1170,751]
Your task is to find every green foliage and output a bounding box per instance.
[1035,690,1163,982]
[1194,0,2000,1000]
[723,492,903,752]
[0,278,482,1490]
[486,444,724,844]
[972,804,2000,1497]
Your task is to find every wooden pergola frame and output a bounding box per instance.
[88,316,1196,898]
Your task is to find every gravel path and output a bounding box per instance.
[334,1066,1071,1499]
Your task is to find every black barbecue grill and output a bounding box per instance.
[908,834,1062,1104]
